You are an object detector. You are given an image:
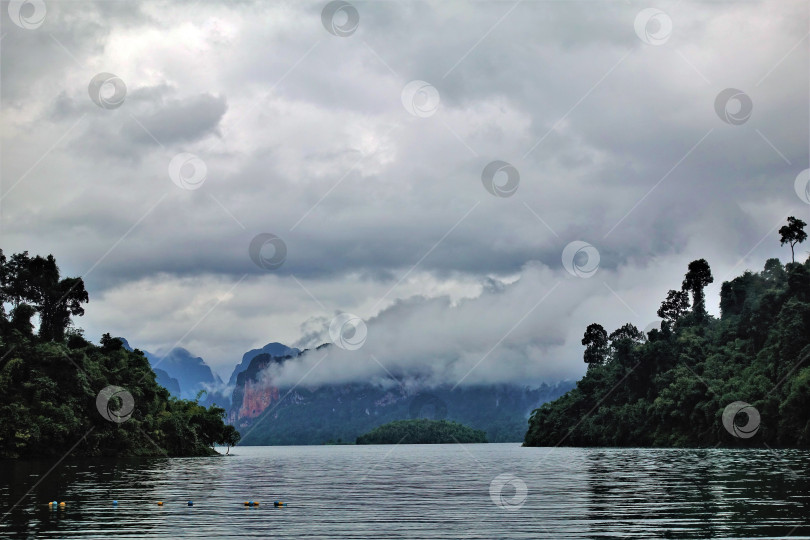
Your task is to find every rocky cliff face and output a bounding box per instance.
[228,351,291,425]
[237,380,280,419]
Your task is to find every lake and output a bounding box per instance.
[1,444,808,538]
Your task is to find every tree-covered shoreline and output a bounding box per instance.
[525,217,810,448]
[0,250,239,458]
[356,419,488,444]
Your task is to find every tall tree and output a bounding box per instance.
[608,323,644,363]
[31,256,88,342]
[609,323,644,344]
[762,258,787,283]
[682,259,713,318]
[0,249,6,319]
[2,251,33,308]
[220,425,241,455]
[2,253,88,341]
[582,323,609,366]
[779,216,808,263]
[657,289,690,327]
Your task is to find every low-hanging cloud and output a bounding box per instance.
[260,244,738,388]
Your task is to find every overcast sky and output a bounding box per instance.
[2,0,808,385]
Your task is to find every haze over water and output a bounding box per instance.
[2,444,808,539]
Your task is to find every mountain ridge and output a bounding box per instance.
[127,339,576,446]
[228,342,299,386]
[117,338,230,409]
[226,345,574,444]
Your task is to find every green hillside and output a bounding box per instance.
[525,218,810,447]
[0,250,239,458]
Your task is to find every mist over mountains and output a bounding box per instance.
[119,338,232,410]
[228,342,300,387]
[123,335,573,444]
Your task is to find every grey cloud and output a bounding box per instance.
[1,1,148,103]
[129,93,227,146]
[259,261,662,388]
[1,0,807,382]
[53,88,227,161]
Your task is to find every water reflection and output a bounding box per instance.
[1,445,809,539]
[584,449,810,538]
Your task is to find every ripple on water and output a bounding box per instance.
[1,445,809,539]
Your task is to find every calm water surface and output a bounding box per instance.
[1,444,808,539]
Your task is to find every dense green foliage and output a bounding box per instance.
[525,248,810,448]
[0,250,240,458]
[356,419,487,444]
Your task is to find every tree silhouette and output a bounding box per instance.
[609,323,644,343]
[779,216,808,263]
[763,258,787,283]
[2,251,33,308]
[582,323,609,365]
[221,425,241,454]
[657,289,690,327]
[1,252,88,341]
[682,259,713,319]
[608,323,644,363]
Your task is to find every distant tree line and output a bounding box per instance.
[356,419,488,444]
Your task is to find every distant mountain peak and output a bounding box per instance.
[228,341,300,386]
[113,338,227,407]
[157,346,194,359]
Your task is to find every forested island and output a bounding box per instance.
[525,217,810,448]
[356,419,488,444]
[0,250,240,458]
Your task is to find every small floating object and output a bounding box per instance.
[112,500,118,506]
[243,501,249,506]
[157,501,164,506]
[59,502,66,508]
[274,501,285,507]
[187,501,193,506]
[48,501,54,507]
[254,502,260,506]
